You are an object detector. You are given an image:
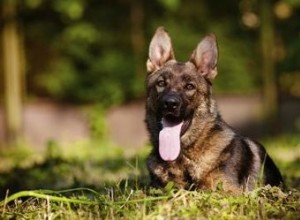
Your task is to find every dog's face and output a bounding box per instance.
[146,61,204,134]
[146,27,219,161]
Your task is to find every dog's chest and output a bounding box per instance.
[148,154,196,188]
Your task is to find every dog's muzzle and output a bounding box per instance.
[160,92,182,120]
[163,96,181,111]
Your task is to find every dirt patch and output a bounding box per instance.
[1,95,299,150]
[0,100,90,151]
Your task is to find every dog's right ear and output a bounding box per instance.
[147,27,175,73]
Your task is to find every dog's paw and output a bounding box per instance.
[187,165,203,181]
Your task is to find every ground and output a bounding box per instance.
[0,96,299,219]
[3,95,299,150]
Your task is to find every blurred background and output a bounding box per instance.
[0,0,299,194]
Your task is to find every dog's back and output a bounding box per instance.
[201,119,284,191]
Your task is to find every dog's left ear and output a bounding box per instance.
[189,34,218,81]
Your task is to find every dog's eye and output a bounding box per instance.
[185,83,196,90]
[157,80,166,87]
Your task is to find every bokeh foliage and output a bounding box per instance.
[16,0,300,106]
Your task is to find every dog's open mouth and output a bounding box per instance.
[159,117,191,161]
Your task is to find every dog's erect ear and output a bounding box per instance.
[147,27,175,73]
[189,34,218,81]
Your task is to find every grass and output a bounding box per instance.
[0,134,299,219]
[1,186,299,219]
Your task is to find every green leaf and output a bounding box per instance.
[157,0,180,11]
[164,181,175,192]
[53,0,85,20]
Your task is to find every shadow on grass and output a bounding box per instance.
[1,132,300,199]
[0,155,150,199]
[1,153,299,199]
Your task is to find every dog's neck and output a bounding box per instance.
[181,98,221,148]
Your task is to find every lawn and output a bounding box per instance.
[0,134,299,219]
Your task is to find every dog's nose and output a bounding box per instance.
[164,96,180,111]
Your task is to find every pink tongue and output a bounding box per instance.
[159,119,183,161]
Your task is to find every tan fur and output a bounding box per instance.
[145,27,283,194]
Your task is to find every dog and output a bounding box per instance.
[145,27,283,194]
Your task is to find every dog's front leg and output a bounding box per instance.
[147,154,170,188]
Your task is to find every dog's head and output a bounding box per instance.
[145,27,219,161]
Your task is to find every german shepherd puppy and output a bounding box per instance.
[145,27,283,194]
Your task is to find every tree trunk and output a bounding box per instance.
[2,0,24,146]
[130,0,145,95]
[259,0,278,130]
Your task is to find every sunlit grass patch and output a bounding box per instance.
[0,133,299,219]
[1,186,299,219]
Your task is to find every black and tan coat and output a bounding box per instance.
[145,27,283,194]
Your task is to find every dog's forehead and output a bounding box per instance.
[163,60,197,75]
[147,60,200,86]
